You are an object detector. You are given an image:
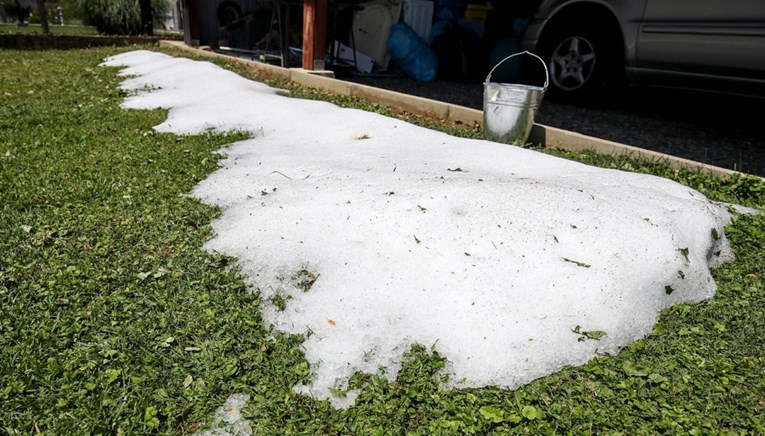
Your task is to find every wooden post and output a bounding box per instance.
[302,0,328,70]
[184,0,201,46]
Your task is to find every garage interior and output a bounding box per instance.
[179,0,543,86]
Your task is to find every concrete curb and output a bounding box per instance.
[159,40,748,180]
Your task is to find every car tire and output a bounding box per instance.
[538,22,620,102]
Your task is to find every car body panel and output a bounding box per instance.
[637,1,765,78]
[520,0,765,96]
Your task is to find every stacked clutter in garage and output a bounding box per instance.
[344,0,532,84]
[181,0,538,84]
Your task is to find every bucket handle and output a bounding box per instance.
[485,50,549,90]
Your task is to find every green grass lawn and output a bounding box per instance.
[0,22,99,36]
[1,45,764,435]
[0,23,182,39]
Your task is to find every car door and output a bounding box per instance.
[636,0,765,79]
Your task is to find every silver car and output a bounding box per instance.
[521,0,765,100]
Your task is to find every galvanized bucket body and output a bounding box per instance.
[483,51,549,145]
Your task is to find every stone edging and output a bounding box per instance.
[159,40,749,180]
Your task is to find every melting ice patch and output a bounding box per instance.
[195,394,252,436]
[101,50,734,408]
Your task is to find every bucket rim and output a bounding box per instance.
[485,50,549,90]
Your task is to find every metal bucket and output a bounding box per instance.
[483,51,549,145]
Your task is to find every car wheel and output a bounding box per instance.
[539,24,618,101]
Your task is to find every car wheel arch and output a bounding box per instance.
[535,2,626,100]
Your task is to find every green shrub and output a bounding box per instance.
[58,0,85,24]
[78,0,167,35]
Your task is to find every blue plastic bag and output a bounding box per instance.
[386,22,438,82]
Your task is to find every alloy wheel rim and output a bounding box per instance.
[550,36,596,91]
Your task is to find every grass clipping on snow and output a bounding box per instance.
[102,51,734,408]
